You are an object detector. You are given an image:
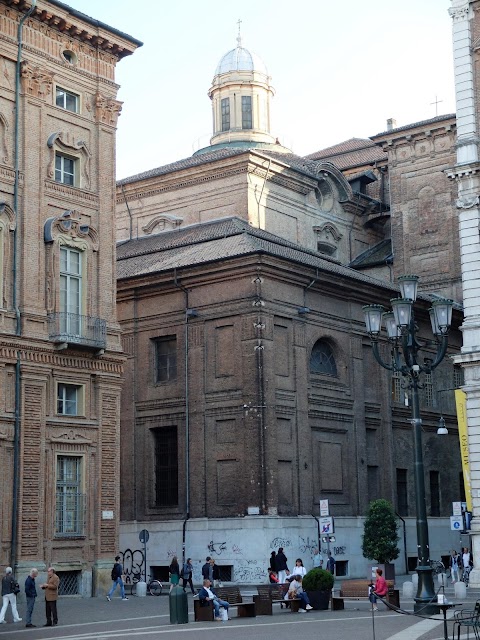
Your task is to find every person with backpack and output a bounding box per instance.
[0,567,22,624]
[106,556,128,601]
[182,558,196,594]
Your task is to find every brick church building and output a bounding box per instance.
[115,34,464,581]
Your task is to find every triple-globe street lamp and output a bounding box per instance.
[363,275,453,613]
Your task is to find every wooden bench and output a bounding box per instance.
[332,579,400,611]
[194,586,256,621]
[253,584,301,615]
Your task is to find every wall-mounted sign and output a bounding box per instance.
[102,510,114,520]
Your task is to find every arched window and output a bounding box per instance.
[310,339,337,376]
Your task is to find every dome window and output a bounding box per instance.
[221,98,230,132]
[242,96,252,129]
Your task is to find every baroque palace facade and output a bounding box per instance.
[115,36,465,582]
[0,0,140,595]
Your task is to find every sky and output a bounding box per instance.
[64,0,456,180]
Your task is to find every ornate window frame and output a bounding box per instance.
[44,210,98,315]
[310,337,338,377]
[0,203,16,310]
[47,132,91,190]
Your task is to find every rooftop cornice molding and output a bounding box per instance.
[1,0,142,59]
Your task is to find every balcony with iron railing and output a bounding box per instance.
[48,312,106,350]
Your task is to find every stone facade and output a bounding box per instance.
[0,0,139,595]
[448,0,480,587]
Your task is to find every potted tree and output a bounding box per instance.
[362,499,400,581]
[302,567,335,610]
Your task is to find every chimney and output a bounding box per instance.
[387,118,397,132]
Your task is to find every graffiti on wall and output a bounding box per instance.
[299,536,317,555]
[233,559,267,584]
[207,540,227,555]
[269,537,292,549]
[120,549,145,583]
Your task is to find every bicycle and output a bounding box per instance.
[129,573,163,596]
[431,560,446,575]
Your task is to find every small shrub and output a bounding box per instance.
[302,568,334,592]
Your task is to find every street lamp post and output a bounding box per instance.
[363,275,453,614]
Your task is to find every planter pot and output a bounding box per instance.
[307,589,331,610]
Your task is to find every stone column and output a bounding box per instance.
[449,0,480,587]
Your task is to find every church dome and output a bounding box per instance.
[215,46,268,76]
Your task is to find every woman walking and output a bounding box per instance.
[182,558,196,594]
[275,548,289,584]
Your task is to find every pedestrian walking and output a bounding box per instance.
[449,550,460,584]
[25,568,38,628]
[0,567,22,624]
[275,547,289,583]
[326,552,336,574]
[41,567,59,627]
[107,556,128,601]
[169,556,180,592]
[182,558,196,594]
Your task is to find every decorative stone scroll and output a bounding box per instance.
[95,93,123,127]
[456,195,480,209]
[47,131,91,189]
[20,61,54,99]
[44,209,99,251]
[142,214,183,234]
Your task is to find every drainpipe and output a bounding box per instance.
[11,0,37,572]
[174,270,190,564]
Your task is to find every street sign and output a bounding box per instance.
[321,535,335,543]
[450,516,463,531]
[452,502,462,516]
[320,516,334,534]
[139,529,150,543]
[320,499,329,516]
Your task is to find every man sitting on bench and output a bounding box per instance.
[198,579,230,621]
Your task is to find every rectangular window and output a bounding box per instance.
[60,247,82,336]
[422,373,433,407]
[153,426,178,506]
[57,383,83,416]
[221,97,230,131]
[396,468,408,516]
[154,336,177,382]
[241,95,252,129]
[56,87,79,113]
[55,152,76,185]
[430,470,440,516]
[367,465,379,503]
[55,456,84,536]
[454,366,464,389]
[391,371,402,403]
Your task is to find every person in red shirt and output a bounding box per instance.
[369,568,388,611]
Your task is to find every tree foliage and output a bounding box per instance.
[361,499,400,563]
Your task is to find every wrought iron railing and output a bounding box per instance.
[48,312,106,349]
[55,492,86,537]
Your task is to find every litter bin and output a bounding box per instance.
[169,585,189,624]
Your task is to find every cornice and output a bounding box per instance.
[116,165,249,203]
[44,178,99,208]
[0,340,124,374]
[0,1,140,59]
